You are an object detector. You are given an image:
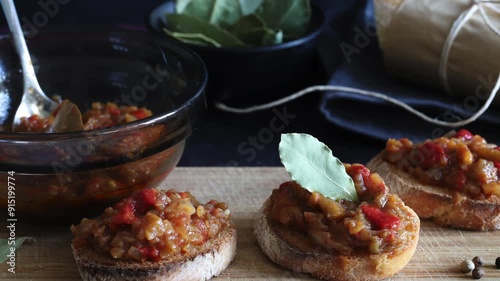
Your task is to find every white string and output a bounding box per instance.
[439,0,500,94]
[478,1,500,36]
[438,3,479,95]
[215,74,500,128]
[216,1,500,128]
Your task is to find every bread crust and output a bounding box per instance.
[254,198,419,281]
[72,227,237,281]
[367,153,500,231]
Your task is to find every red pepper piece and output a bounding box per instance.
[111,202,135,229]
[384,230,396,242]
[138,246,160,262]
[27,115,40,123]
[179,191,189,198]
[420,142,447,169]
[134,189,156,214]
[454,129,473,140]
[131,109,148,120]
[348,164,386,194]
[108,106,121,116]
[494,162,500,172]
[361,205,400,230]
[348,164,371,180]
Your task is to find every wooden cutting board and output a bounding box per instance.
[1,167,499,280]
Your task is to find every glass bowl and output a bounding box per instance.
[0,26,207,222]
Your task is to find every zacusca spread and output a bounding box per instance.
[269,164,418,255]
[71,188,231,262]
[14,102,152,132]
[383,130,500,199]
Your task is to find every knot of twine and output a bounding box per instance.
[216,1,500,128]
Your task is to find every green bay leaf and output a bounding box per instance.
[229,14,266,33]
[262,29,283,45]
[166,14,244,47]
[235,28,282,46]
[175,0,191,13]
[0,237,27,263]
[178,0,261,29]
[257,0,311,38]
[279,133,358,201]
[164,28,222,47]
[238,0,264,15]
[229,15,282,46]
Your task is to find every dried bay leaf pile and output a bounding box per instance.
[164,0,311,47]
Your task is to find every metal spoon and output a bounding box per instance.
[1,0,59,131]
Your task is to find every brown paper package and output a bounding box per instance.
[374,0,500,104]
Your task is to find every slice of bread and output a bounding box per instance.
[367,153,500,231]
[72,226,236,281]
[254,198,419,281]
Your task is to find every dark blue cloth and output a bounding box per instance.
[318,0,500,143]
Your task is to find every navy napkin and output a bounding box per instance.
[319,0,500,143]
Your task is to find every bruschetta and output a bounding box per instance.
[367,129,500,230]
[254,163,420,281]
[71,188,236,281]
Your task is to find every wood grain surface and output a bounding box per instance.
[1,167,499,280]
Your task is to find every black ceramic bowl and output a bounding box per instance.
[149,2,325,107]
[0,26,207,221]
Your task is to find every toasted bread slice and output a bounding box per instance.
[367,153,500,231]
[254,198,419,281]
[72,226,236,281]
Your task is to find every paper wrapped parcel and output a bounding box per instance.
[374,0,500,104]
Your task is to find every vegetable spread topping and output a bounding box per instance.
[383,129,500,199]
[13,102,152,132]
[71,188,231,262]
[270,164,418,255]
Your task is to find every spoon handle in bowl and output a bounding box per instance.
[1,0,43,92]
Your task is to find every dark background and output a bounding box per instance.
[4,1,494,167]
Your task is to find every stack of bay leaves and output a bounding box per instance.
[164,0,312,47]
